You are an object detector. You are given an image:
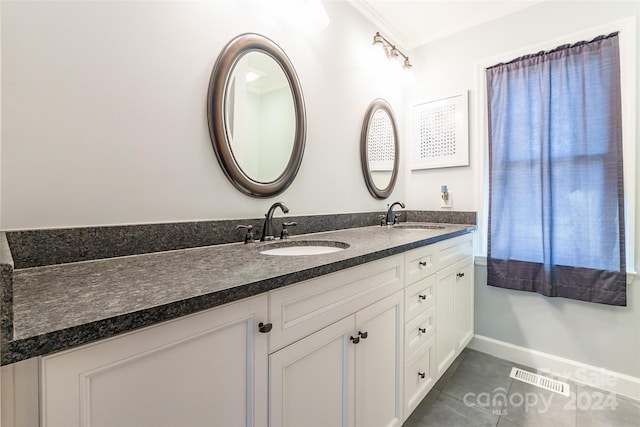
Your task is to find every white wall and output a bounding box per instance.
[407,1,640,379]
[0,0,406,230]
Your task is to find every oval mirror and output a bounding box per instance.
[360,99,399,199]
[208,33,306,197]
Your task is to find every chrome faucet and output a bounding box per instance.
[385,201,405,225]
[261,202,289,241]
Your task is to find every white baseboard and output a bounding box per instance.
[469,334,640,402]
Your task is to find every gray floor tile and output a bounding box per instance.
[502,379,576,427]
[406,389,441,424]
[575,384,640,427]
[412,392,499,427]
[404,349,638,427]
[441,350,514,413]
[401,415,425,427]
[497,417,523,427]
[433,349,469,391]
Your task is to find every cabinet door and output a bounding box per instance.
[454,257,474,351]
[269,316,355,427]
[435,256,474,377]
[435,261,456,376]
[41,295,269,427]
[355,292,404,427]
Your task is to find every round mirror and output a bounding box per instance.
[208,33,306,197]
[360,99,399,199]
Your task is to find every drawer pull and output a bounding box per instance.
[418,372,426,379]
[418,327,426,334]
[350,336,360,344]
[457,272,465,278]
[418,294,427,300]
[258,322,273,333]
[358,331,368,339]
[419,261,427,267]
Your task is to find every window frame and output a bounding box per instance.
[473,17,637,281]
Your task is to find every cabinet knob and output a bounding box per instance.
[456,272,465,278]
[419,261,427,267]
[418,327,426,334]
[350,336,360,344]
[418,294,427,300]
[358,331,368,339]
[258,322,272,333]
[418,372,426,379]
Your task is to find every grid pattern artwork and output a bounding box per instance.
[412,93,469,169]
[418,103,457,159]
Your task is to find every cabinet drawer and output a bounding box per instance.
[404,338,435,419]
[404,244,437,285]
[405,275,435,321]
[436,234,473,270]
[269,255,404,352]
[404,305,435,357]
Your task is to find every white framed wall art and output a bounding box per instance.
[412,92,469,170]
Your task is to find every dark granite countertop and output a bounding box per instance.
[2,223,475,365]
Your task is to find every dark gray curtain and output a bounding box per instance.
[486,33,626,306]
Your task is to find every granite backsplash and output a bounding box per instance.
[5,210,476,269]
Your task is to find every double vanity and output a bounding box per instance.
[2,216,475,427]
[1,19,478,427]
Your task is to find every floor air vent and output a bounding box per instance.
[510,367,570,396]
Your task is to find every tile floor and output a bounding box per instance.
[403,349,640,427]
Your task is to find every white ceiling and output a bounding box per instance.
[349,0,545,50]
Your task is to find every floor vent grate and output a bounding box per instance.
[510,367,570,396]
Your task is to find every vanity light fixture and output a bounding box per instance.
[372,31,412,69]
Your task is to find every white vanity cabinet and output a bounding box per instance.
[402,233,474,419]
[40,294,269,427]
[434,235,474,377]
[268,255,405,427]
[4,231,474,427]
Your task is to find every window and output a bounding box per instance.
[486,33,626,306]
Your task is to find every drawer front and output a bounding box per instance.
[405,275,435,321]
[404,338,435,419]
[269,255,404,352]
[404,244,437,285]
[404,305,435,357]
[436,233,473,270]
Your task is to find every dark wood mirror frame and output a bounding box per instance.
[207,33,306,198]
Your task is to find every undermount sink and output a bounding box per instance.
[259,240,350,256]
[392,224,446,230]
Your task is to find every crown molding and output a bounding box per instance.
[346,0,409,50]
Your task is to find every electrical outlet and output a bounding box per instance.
[440,192,452,208]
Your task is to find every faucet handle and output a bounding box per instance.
[236,225,255,244]
[393,213,403,225]
[378,215,386,227]
[280,222,297,240]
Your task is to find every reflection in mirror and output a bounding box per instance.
[208,33,306,198]
[225,52,295,183]
[360,99,399,199]
[367,109,395,190]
